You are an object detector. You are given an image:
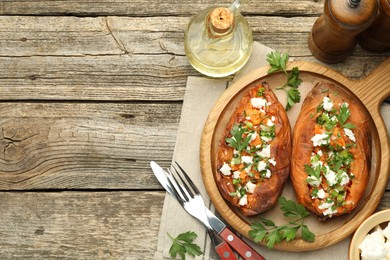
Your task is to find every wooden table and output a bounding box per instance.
[0,1,389,258]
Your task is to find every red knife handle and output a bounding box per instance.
[220,227,265,260]
[214,240,237,260]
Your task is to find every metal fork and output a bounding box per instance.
[166,163,237,260]
[166,162,265,260]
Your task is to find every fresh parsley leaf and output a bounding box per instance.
[336,104,350,126]
[266,51,288,74]
[266,229,282,248]
[257,87,265,96]
[225,124,252,152]
[260,217,276,227]
[281,226,299,241]
[249,223,267,243]
[266,51,302,111]
[249,196,315,248]
[286,87,301,111]
[301,225,315,242]
[287,67,302,88]
[342,122,356,129]
[279,196,310,218]
[168,231,202,260]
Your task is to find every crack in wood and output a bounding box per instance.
[105,17,130,55]
[0,127,39,161]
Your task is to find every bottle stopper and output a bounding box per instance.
[209,7,234,34]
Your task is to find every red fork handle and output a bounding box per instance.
[220,228,266,260]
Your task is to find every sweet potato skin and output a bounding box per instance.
[216,82,291,216]
[291,82,371,218]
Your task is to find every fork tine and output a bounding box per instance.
[174,161,201,195]
[171,164,194,198]
[167,168,189,202]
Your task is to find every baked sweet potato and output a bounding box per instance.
[291,82,371,219]
[216,82,291,216]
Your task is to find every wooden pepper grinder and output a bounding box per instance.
[308,0,378,63]
[358,0,390,53]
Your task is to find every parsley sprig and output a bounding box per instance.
[225,124,252,152]
[168,231,202,260]
[249,197,315,248]
[266,51,302,111]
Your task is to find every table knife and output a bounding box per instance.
[150,161,265,260]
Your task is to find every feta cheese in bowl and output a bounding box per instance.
[349,209,390,260]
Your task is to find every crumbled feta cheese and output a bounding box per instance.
[233,149,239,155]
[249,132,258,142]
[265,169,271,178]
[359,230,387,260]
[233,171,241,179]
[385,241,390,260]
[310,154,323,168]
[220,163,231,176]
[323,96,333,111]
[318,201,334,210]
[241,156,253,165]
[245,181,256,193]
[317,150,323,157]
[251,97,267,110]
[271,116,276,122]
[317,189,326,199]
[307,175,322,187]
[257,145,271,158]
[239,195,248,206]
[246,116,251,120]
[266,119,274,127]
[339,171,350,186]
[260,136,272,142]
[324,166,337,186]
[258,161,267,172]
[311,133,330,146]
[383,223,390,240]
[322,207,338,216]
[269,158,276,166]
[344,128,356,142]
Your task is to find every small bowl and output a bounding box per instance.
[349,209,390,260]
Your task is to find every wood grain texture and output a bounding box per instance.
[0,0,324,16]
[0,191,165,259]
[0,15,388,101]
[200,59,390,251]
[0,190,388,259]
[0,102,180,189]
[0,0,389,258]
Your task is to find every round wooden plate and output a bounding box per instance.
[200,58,390,251]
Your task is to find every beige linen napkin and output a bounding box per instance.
[155,41,390,260]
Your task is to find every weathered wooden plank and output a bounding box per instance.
[3,15,388,58]
[0,54,387,101]
[0,15,387,101]
[0,16,123,56]
[0,190,388,258]
[0,102,181,190]
[0,191,165,259]
[0,100,387,191]
[0,0,324,16]
[0,54,192,101]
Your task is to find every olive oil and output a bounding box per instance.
[184,6,253,77]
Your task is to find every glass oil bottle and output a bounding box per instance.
[184,1,253,77]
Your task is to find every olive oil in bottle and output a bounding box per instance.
[184,3,253,77]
